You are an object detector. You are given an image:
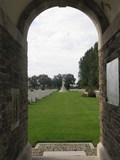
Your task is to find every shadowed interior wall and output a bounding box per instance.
[0,10,28,160]
[99,14,120,159]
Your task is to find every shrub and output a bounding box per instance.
[87,89,96,97]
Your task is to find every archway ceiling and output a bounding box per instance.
[0,0,119,27]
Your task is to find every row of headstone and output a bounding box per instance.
[28,89,57,103]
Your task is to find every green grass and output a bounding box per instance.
[28,91,100,147]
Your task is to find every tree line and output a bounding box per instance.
[78,42,99,89]
[28,42,99,90]
[28,74,76,90]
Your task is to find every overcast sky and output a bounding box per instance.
[27,7,98,82]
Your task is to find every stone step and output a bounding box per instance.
[43,151,86,156]
[33,156,98,160]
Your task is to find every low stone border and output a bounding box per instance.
[32,143,97,157]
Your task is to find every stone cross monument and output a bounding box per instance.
[59,75,67,92]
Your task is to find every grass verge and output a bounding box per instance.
[28,91,100,147]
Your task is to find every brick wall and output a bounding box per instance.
[99,30,120,160]
[0,25,28,160]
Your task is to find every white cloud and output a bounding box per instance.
[27,7,98,81]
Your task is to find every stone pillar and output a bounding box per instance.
[0,9,32,160]
[97,143,112,160]
[16,143,32,160]
[97,12,120,160]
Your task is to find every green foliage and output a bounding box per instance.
[28,73,76,90]
[51,73,76,90]
[52,74,62,90]
[28,74,52,89]
[28,75,38,89]
[78,42,99,89]
[28,91,99,147]
[38,74,52,89]
[64,74,76,90]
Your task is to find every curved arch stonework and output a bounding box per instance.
[0,1,120,160]
[17,0,109,39]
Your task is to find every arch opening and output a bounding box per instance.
[27,6,98,80]
[27,6,99,150]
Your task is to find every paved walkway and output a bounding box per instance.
[33,151,98,160]
[33,156,98,160]
[43,151,86,156]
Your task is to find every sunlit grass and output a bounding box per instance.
[28,91,99,147]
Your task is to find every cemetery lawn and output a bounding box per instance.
[28,91,100,147]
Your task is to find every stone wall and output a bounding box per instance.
[0,13,28,160]
[99,30,120,160]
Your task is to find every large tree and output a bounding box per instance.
[28,75,38,89]
[78,42,98,89]
[53,74,76,90]
[53,74,62,90]
[28,74,52,89]
[28,73,76,90]
[38,74,52,89]
[64,74,76,90]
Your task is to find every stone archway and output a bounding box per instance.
[0,1,119,160]
[17,0,109,38]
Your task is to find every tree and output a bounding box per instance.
[53,74,62,90]
[28,75,38,89]
[64,74,76,90]
[78,42,98,89]
[38,74,52,89]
